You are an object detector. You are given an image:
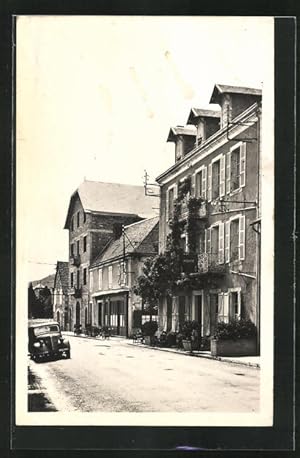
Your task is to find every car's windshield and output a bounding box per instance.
[33,325,60,336]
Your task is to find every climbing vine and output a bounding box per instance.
[133,175,207,302]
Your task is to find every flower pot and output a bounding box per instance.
[182,339,198,352]
[210,338,257,357]
[144,335,153,346]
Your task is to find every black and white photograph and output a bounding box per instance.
[16,15,274,427]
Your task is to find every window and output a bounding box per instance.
[70,243,74,257]
[118,262,127,286]
[226,143,246,194]
[108,266,113,289]
[225,215,245,263]
[180,234,188,253]
[197,233,205,254]
[98,268,103,290]
[166,185,177,220]
[230,291,241,320]
[206,222,224,265]
[77,211,80,228]
[89,271,93,290]
[217,293,229,323]
[83,268,87,285]
[195,167,207,199]
[70,272,74,287]
[83,236,87,252]
[83,212,86,223]
[208,155,225,201]
[71,217,74,232]
[76,270,80,288]
[77,240,80,256]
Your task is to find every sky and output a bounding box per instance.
[16,16,274,281]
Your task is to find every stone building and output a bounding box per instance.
[89,216,159,337]
[63,180,156,331]
[156,84,262,352]
[53,261,69,330]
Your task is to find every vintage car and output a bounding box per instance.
[28,319,71,361]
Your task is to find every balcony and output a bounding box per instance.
[181,254,197,274]
[197,253,226,275]
[70,255,81,267]
[70,286,82,298]
[178,198,207,221]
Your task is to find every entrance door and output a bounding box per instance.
[166,296,172,332]
[98,301,102,326]
[194,294,202,336]
[76,301,80,325]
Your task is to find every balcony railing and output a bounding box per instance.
[197,253,226,274]
[70,255,81,267]
[70,286,82,298]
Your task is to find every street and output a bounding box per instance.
[28,335,260,413]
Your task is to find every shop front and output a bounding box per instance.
[94,291,128,337]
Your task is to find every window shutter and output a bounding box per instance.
[240,143,246,187]
[202,166,207,199]
[237,291,241,320]
[191,174,196,196]
[220,155,225,197]
[174,183,178,199]
[225,220,230,263]
[207,163,212,201]
[165,189,169,222]
[223,293,229,323]
[238,215,245,260]
[226,151,231,194]
[218,222,224,264]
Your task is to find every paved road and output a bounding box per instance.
[28,335,260,412]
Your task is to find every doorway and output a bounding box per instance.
[194,294,203,336]
[76,301,80,325]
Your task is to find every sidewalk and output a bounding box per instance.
[63,332,260,368]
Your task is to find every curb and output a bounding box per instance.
[127,342,260,368]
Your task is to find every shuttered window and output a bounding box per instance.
[240,143,246,187]
[218,293,229,323]
[220,155,226,197]
[218,222,224,264]
[238,215,246,260]
[225,220,230,263]
[207,164,212,201]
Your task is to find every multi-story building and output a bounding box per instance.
[156,84,262,352]
[53,261,69,330]
[64,180,156,331]
[89,216,159,337]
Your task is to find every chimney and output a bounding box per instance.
[167,125,196,162]
[210,84,262,129]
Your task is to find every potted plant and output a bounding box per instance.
[210,319,257,357]
[141,320,158,346]
[180,320,200,352]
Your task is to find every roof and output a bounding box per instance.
[186,108,221,124]
[210,84,262,103]
[54,261,69,292]
[91,216,159,267]
[167,125,196,142]
[64,180,157,228]
[32,274,55,290]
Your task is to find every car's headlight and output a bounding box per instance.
[33,342,41,348]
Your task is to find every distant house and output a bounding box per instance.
[53,261,69,330]
[63,180,157,331]
[89,216,159,337]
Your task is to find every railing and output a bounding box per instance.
[70,255,81,267]
[70,286,82,298]
[197,253,226,274]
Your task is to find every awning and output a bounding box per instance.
[91,288,129,298]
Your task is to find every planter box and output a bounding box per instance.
[210,338,257,357]
[144,335,155,346]
[182,339,199,352]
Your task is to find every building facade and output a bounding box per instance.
[64,180,157,331]
[89,217,159,337]
[156,84,262,352]
[53,261,70,330]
